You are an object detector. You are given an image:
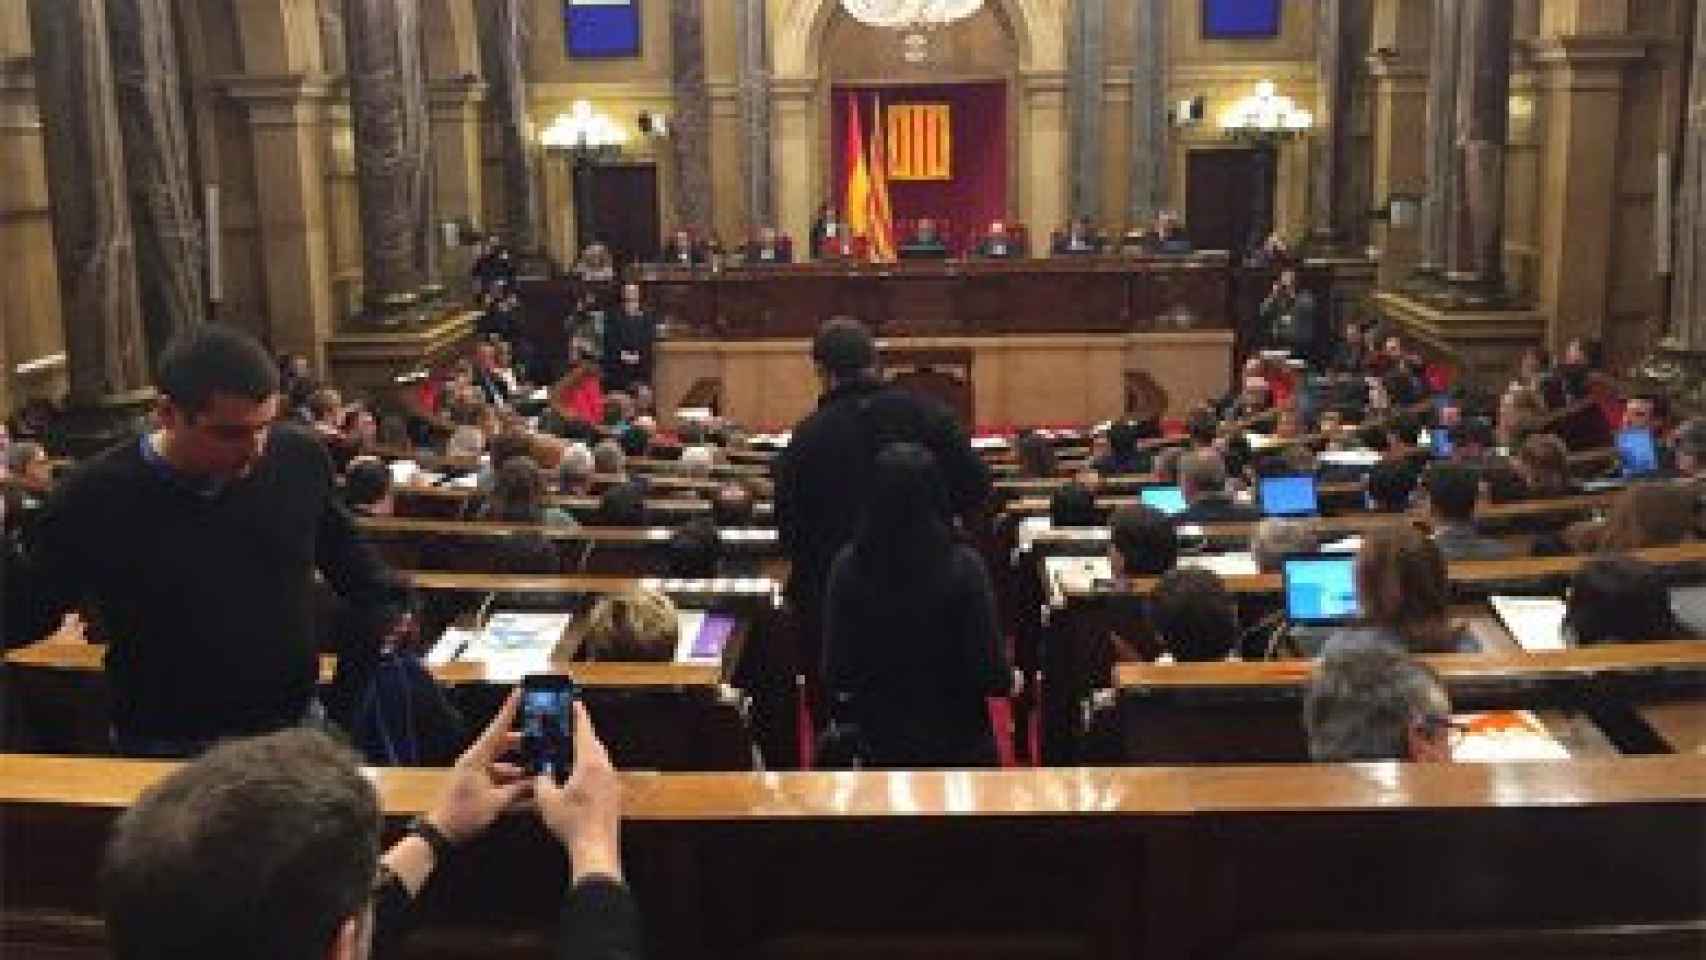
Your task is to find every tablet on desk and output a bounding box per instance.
[1282,553,1360,625]
[1259,475,1319,518]
[674,611,739,665]
[1140,485,1188,516]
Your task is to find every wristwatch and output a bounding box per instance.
[404,816,455,862]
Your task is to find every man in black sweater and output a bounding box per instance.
[603,283,657,395]
[102,691,641,960]
[14,325,408,756]
[776,319,992,689]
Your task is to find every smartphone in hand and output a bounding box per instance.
[520,674,579,783]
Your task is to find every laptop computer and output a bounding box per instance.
[1139,485,1188,516]
[1616,427,1659,477]
[1259,475,1319,518]
[1282,553,1360,649]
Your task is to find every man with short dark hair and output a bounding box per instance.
[711,481,756,527]
[666,517,724,578]
[344,457,395,517]
[14,325,409,755]
[595,481,647,526]
[1423,462,1514,561]
[776,318,991,680]
[1176,451,1261,523]
[1107,504,1177,577]
[1364,459,1417,513]
[1303,647,1455,762]
[101,692,639,959]
[1150,567,1239,662]
[1093,420,1152,476]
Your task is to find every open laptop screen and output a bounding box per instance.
[674,611,739,665]
[1616,427,1659,477]
[1139,485,1187,516]
[1259,475,1319,518]
[1283,554,1360,625]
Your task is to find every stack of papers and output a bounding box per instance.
[1319,450,1383,468]
[1451,710,1571,762]
[1489,595,1567,652]
[1177,553,1260,577]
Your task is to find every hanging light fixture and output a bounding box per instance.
[840,0,984,30]
[1219,80,1314,141]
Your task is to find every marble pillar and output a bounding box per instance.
[344,0,426,320]
[1067,0,1104,222]
[1444,0,1513,301]
[1673,0,1706,350]
[28,0,148,406]
[406,7,437,299]
[1127,0,1166,229]
[1310,0,1347,243]
[480,0,537,253]
[670,0,712,232]
[107,0,205,354]
[427,77,487,228]
[735,0,772,230]
[1416,0,1460,278]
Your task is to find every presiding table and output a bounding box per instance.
[527,255,1373,428]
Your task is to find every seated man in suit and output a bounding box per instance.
[744,226,793,265]
[1153,211,1194,254]
[1304,646,1455,762]
[1422,462,1515,561]
[1176,450,1262,524]
[1257,268,1318,361]
[661,229,702,266]
[899,217,949,259]
[973,221,1022,259]
[1052,216,1103,256]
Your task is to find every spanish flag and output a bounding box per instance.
[843,94,872,249]
[866,94,897,263]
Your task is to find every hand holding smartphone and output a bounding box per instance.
[521,674,579,784]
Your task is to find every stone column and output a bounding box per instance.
[107,0,205,355]
[1067,0,1105,222]
[427,77,487,228]
[1676,0,1706,350]
[1366,0,1430,287]
[1532,7,1643,348]
[670,0,712,232]
[1127,0,1167,229]
[344,0,427,321]
[1310,0,1348,244]
[771,79,815,256]
[1415,0,1460,278]
[1021,70,1069,257]
[1443,0,1513,302]
[28,0,148,409]
[227,77,337,367]
[480,0,537,253]
[735,0,772,229]
[406,9,437,300]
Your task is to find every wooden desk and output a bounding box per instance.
[356,517,782,576]
[4,754,1702,960]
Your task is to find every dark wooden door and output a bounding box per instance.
[576,162,660,268]
[1185,147,1274,255]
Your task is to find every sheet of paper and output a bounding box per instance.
[1046,556,1111,606]
[970,436,1009,450]
[1177,552,1260,577]
[1452,710,1571,762]
[1489,595,1568,652]
[426,627,478,666]
[1319,450,1383,468]
[388,460,420,486]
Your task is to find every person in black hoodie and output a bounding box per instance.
[776,319,992,690]
[822,442,1011,766]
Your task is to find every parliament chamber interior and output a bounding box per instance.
[2,1,1706,958]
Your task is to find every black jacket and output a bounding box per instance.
[376,874,640,960]
[776,378,992,607]
[602,310,656,394]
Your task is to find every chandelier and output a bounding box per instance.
[841,0,984,31]
[540,100,629,159]
[1219,81,1314,140]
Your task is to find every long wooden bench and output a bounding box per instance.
[1092,643,1706,764]
[391,484,754,524]
[1,641,758,771]
[3,754,1701,960]
[356,516,784,576]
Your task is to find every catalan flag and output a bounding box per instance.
[842,94,873,250]
[866,95,897,263]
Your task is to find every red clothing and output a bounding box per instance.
[557,372,604,424]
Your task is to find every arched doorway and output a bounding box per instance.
[770,0,1066,256]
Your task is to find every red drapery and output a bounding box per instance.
[831,81,1008,255]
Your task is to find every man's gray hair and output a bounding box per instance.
[1178,450,1227,497]
[1250,518,1319,573]
[592,439,626,476]
[5,440,44,474]
[1303,647,1451,761]
[559,443,595,485]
